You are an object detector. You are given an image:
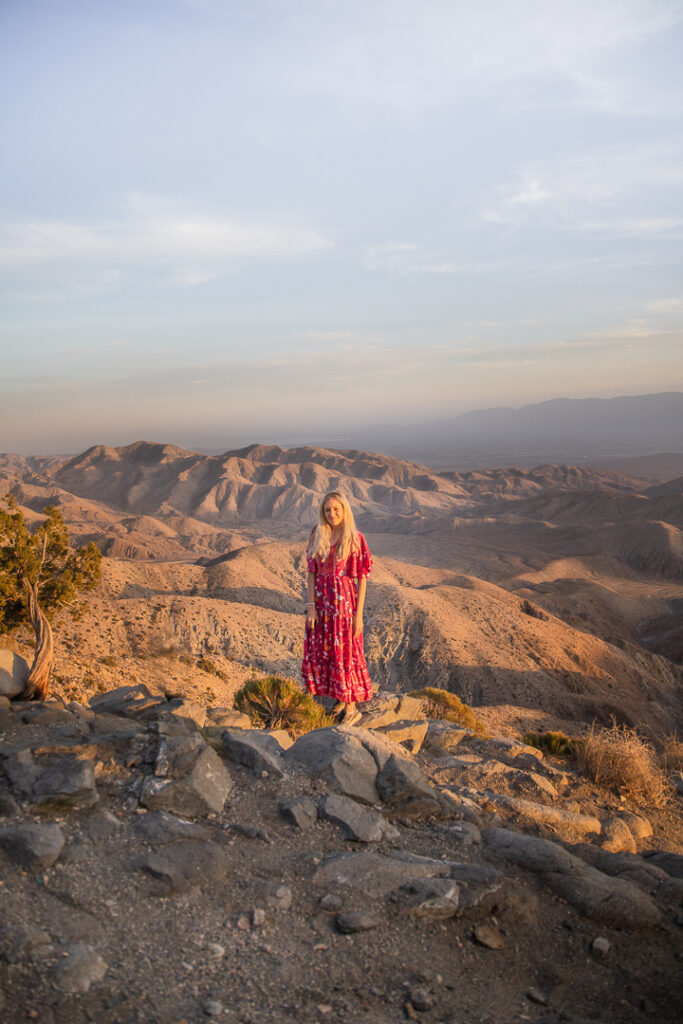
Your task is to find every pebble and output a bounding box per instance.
[203,1000,223,1016]
[592,937,611,956]
[319,893,343,911]
[207,943,225,957]
[472,923,505,950]
[409,987,434,1011]
[236,916,251,932]
[526,987,548,1005]
[335,911,381,934]
[317,1005,332,1014]
[252,908,266,927]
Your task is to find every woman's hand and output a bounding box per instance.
[352,610,363,639]
[306,605,317,630]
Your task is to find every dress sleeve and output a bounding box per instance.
[351,532,373,578]
[306,530,317,573]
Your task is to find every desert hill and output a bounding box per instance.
[1,441,682,739]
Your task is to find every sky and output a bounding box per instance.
[1,0,682,454]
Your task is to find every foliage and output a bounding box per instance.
[197,656,219,675]
[234,675,333,736]
[0,495,102,633]
[576,721,670,807]
[100,655,117,667]
[523,730,576,757]
[408,687,488,738]
[660,732,683,772]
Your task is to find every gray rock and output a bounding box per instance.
[221,729,285,777]
[89,684,165,718]
[375,719,429,754]
[89,713,145,739]
[205,708,252,729]
[670,770,683,796]
[1,748,39,797]
[599,817,636,854]
[313,850,450,899]
[81,809,123,842]
[592,937,611,956]
[483,827,582,873]
[436,821,481,847]
[319,893,344,911]
[0,923,52,963]
[0,649,28,698]
[284,728,379,804]
[135,810,209,844]
[335,911,381,934]
[592,850,668,891]
[139,745,233,817]
[153,733,206,778]
[31,756,98,810]
[0,823,65,870]
[409,987,434,1012]
[375,754,441,818]
[484,794,601,837]
[156,698,206,729]
[280,796,317,830]
[616,810,652,840]
[318,794,399,843]
[423,721,469,754]
[643,851,683,879]
[338,724,409,771]
[395,877,460,919]
[204,1000,224,1016]
[137,839,230,894]
[51,942,107,993]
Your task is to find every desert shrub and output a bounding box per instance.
[100,655,117,667]
[178,653,193,666]
[523,730,576,757]
[661,733,683,772]
[576,721,670,807]
[234,675,333,736]
[197,656,219,675]
[408,687,488,738]
[520,600,549,621]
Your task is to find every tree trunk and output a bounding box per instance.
[24,583,54,701]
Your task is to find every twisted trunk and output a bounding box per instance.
[23,582,53,701]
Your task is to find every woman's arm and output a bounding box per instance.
[306,570,317,628]
[353,576,367,638]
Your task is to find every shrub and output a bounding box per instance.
[100,655,117,667]
[576,721,670,807]
[523,730,575,757]
[234,675,333,736]
[198,656,219,675]
[408,687,488,738]
[661,733,683,772]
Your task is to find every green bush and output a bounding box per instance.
[197,656,219,675]
[234,675,333,736]
[523,730,576,757]
[408,687,488,738]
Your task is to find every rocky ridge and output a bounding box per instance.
[1,686,682,1024]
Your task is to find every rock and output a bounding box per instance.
[134,810,209,844]
[423,721,469,754]
[203,1000,223,1016]
[592,937,611,956]
[90,684,165,718]
[265,729,294,751]
[409,987,434,1012]
[52,942,107,993]
[0,924,52,963]
[266,885,292,911]
[337,725,410,771]
[319,893,343,911]
[396,877,460,919]
[335,911,381,934]
[318,794,399,842]
[616,810,652,840]
[137,839,230,894]
[483,828,661,930]
[0,823,65,870]
[1,748,39,797]
[375,720,428,754]
[284,728,379,804]
[139,745,232,817]
[252,908,266,927]
[642,851,683,879]
[485,794,601,837]
[205,708,252,729]
[155,698,206,730]
[670,770,683,796]
[472,923,505,949]
[436,821,481,847]
[313,850,450,899]
[88,713,145,739]
[280,796,317,830]
[600,817,636,854]
[527,987,548,1005]
[592,850,668,891]
[375,754,441,818]
[0,649,28,698]
[31,756,98,810]
[153,733,206,778]
[221,729,285,776]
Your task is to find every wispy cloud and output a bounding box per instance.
[365,242,493,275]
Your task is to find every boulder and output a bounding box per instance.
[221,729,285,777]
[616,811,652,840]
[205,708,252,729]
[423,721,469,755]
[394,877,460,919]
[0,650,28,698]
[284,728,379,804]
[51,942,107,993]
[0,823,65,870]
[139,744,232,817]
[89,684,165,718]
[485,793,601,837]
[642,851,683,879]
[134,810,209,845]
[31,756,98,810]
[154,698,206,730]
[313,850,451,899]
[599,817,637,854]
[318,794,399,843]
[375,720,428,754]
[280,796,317,830]
[375,754,442,818]
[137,839,230,894]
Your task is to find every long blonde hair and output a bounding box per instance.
[308,491,359,562]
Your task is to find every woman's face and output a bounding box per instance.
[323,498,344,529]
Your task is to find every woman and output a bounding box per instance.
[302,491,373,724]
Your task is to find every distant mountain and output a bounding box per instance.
[349,392,683,469]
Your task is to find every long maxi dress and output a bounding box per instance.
[302,532,373,704]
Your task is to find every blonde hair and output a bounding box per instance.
[308,491,359,562]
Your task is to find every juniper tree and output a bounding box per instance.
[0,496,101,700]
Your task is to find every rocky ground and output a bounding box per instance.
[1,687,682,1024]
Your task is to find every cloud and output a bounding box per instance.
[0,193,332,294]
[365,242,493,275]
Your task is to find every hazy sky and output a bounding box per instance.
[2,0,682,453]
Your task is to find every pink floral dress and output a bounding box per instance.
[302,532,373,704]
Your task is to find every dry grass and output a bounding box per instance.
[523,730,575,757]
[576,721,670,807]
[661,732,683,772]
[234,675,333,737]
[408,687,488,738]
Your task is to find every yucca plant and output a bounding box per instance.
[408,687,488,738]
[233,675,333,736]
